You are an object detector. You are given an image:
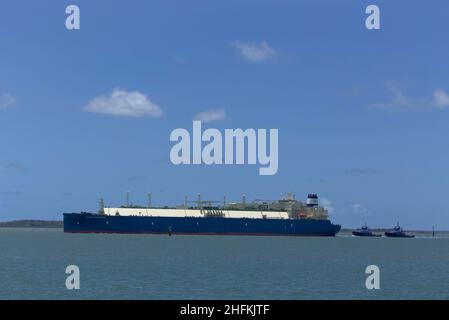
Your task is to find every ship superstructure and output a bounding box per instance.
[101,193,330,220]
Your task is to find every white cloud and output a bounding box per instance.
[194,109,227,123]
[370,82,417,111]
[385,82,411,108]
[351,203,370,217]
[232,41,277,63]
[433,89,449,109]
[370,83,449,111]
[84,89,162,117]
[320,197,334,214]
[0,163,27,172]
[0,92,16,110]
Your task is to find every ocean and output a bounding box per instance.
[0,228,448,300]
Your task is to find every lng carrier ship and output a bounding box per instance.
[64,193,341,236]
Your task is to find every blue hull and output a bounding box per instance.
[63,213,341,237]
[384,232,415,238]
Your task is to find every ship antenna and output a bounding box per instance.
[126,191,130,207]
[148,192,152,208]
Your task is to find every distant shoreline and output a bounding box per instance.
[0,220,63,228]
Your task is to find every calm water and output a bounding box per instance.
[0,228,448,300]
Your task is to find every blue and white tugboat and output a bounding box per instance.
[385,222,415,238]
[352,223,381,237]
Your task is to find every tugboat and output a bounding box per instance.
[352,223,381,237]
[385,222,415,238]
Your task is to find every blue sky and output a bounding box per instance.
[1,0,449,229]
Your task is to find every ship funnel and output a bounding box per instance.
[306,194,319,207]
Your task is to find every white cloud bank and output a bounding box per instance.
[84,89,162,117]
[232,41,277,63]
[351,203,371,217]
[370,82,449,111]
[0,92,16,110]
[194,109,227,123]
[433,89,449,109]
[0,163,27,172]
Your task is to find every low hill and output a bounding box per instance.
[0,220,63,228]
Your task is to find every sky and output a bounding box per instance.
[1,0,449,229]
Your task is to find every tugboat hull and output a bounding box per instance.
[385,232,415,238]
